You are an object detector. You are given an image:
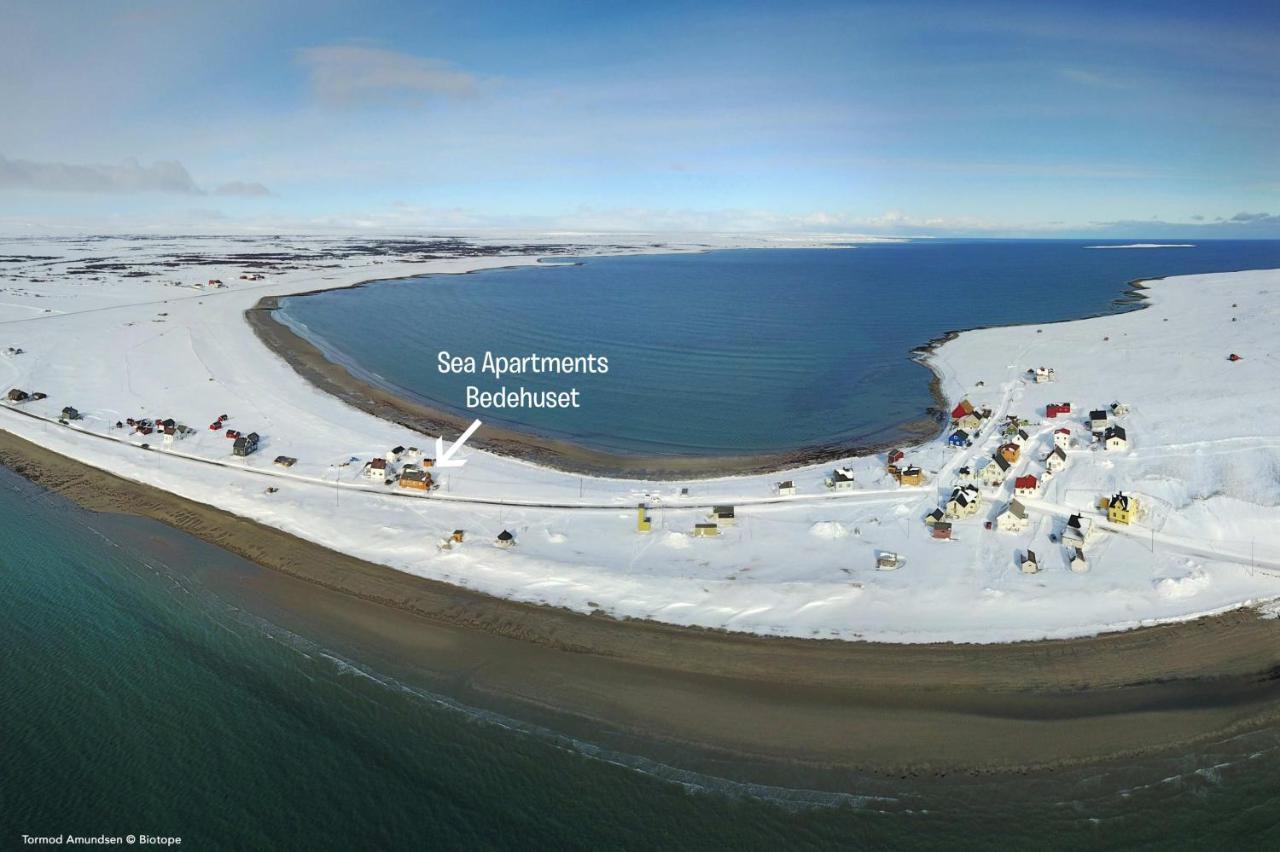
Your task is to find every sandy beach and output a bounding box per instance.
[5,426,1280,779]
[250,293,943,480]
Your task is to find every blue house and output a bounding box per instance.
[948,429,970,448]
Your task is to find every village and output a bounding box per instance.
[1,235,1279,643]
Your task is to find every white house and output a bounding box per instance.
[876,551,902,571]
[980,455,1011,487]
[826,467,857,490]
[945,484,982,519]
[776,480,797,496]
[1011,428,1031,447]
[1089,409,1110,435]
[1062,513,1093,548]
[1069,547,1089,573]
[1053,428,1071,451]
[1031,366,1055,383]
[955,412,982,433]
[1111,401,1130,416]
[996,498,1029,533]
[365,458,388,481]
[1103,425,1128,451]
[385,446,406,463]
[1020,549,1039,573]
[1044,445,1068,474]
[956,465,975,483]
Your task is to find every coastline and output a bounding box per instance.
[5,426,1280,780]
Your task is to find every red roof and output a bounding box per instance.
[1015,475,1038,489]
[1055,427,1070,434]
[951,400,973,419]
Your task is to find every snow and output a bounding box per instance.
[2,234,1280,643]
[1084,244,1196,249]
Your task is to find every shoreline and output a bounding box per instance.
[5,427,1280,780]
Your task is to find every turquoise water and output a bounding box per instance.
[279,240,1280,456]
[4,466,1280,849]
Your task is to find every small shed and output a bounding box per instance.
[776,480,797,496]
[931,522,953,540]
[876,552,902,571]
[451,530,465,543]
[232,432,260,457]
[273,456,297,468]
[1069,547,1089,573]
[1020,549,1039,574]
[6,388,29,402]
[636,504,652,534]
[61,406,80,421]
[692,523,720,538]
[709,506,736,526]
[496,530,516,548]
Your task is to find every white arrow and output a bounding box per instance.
[434,419,481,468]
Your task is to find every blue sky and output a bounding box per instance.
[0,0,1276,235]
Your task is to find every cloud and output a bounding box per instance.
[0,155,201,194]
[296,45,478,105]
[1229,211,1280,224]
[213,180,272,198]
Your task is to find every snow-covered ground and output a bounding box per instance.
[2,234,1279,643]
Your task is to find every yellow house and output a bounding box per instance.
[692,523,720,538]
[636,504,652,533]
[897,465,925,487]
[1106,492,1138,525]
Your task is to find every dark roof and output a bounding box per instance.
[497,530,514,541]
[1067,513,1083,529]
[1105,425,1127,440]
[1024,549,1037,563]
[391,445,406,454]
[993,455,1011,471]
[1089,409,1108,419]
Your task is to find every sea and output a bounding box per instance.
[4,465,1280,850]
[278,239,1280,457]
[8,240,1280,849]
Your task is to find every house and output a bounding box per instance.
[826,467,857,490]
[692,523,720,538]
[61,406,80,421]
[1014,474,1039,498]
[1106,492,1138,525]
[496,530,516,548]
[709,506,736,527]
[1044,445,1068,473]
[896,465,924,487]
[948,430,971,448]
[981,454,1011,486]
[365,458,388,480]
[931,522,953,540]
[955,412,982,433]
[1103,425,1128,451]
[945,485,982,519]
[1030,366,1055,383]
[1020,549,1039,573]
[996,498,1029,533]
[1229,353,1243,362]
[997,443,1021,464]
[398,467,432,491]
[887,449,905,465]
[451,530,465,543]
[232,432,260,457]
[6,388,29,402]
[1089,409,1110,434]
[951,399,974,421]
[637,504,652,533]
[876,551,902,571]
[1046,402,1072,418]
[1010,429,1030,447]
[924,508,946,526]
[956,465,975,483]
[776,480,797,496]
[1053,428,1072,451]
[1110,401,1129,416]
[402,447,421,462]
[1062,513,1093,547]
[273,456,297,468]
[385,445,406,463]
[1069,547,1089,573]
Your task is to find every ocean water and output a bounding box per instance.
[3,466,1280,849]
[279,239,1280,457]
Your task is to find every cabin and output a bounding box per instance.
[1106,492,1138,525]
[273,455,297,468]
[1046,402,1072,419]
[997,443,1021,464]
[945,485,982,519]
[1020,549,1039,574]
[981,454,1011,486]
[692,523,720,538]
[1053,428,1071,451]
[1063,513,1092,547]
[1044,445,1068,473]
[1069,547,1089,573]
[637,504,652,533]
[232,432,260,457]
[6,388,29,402]
[996,498,1029,533]
[709,506,736,527]
[1089,409,1110,434]
[496,530,516,548]
[365,458,388,480]
[61,406,80,421]
[896,465,924,487]
[1014,474,1039,498]
[398,468,432,491]
[876,552,902,571]
[826,467,857,490]
[931,522,953,540]
[887,449,905,465]
[948,430,971,448]
[776,480,797,497]
[1103,425,1128,451]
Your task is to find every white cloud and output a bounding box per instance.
[0,155,201,194]
[213,180,272,198]
[296,45,478,105]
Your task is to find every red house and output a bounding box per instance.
[1046,402,1072,418]
[1229,353,1243,362]
[1014,475,1039,497]
[888,448,905,465]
